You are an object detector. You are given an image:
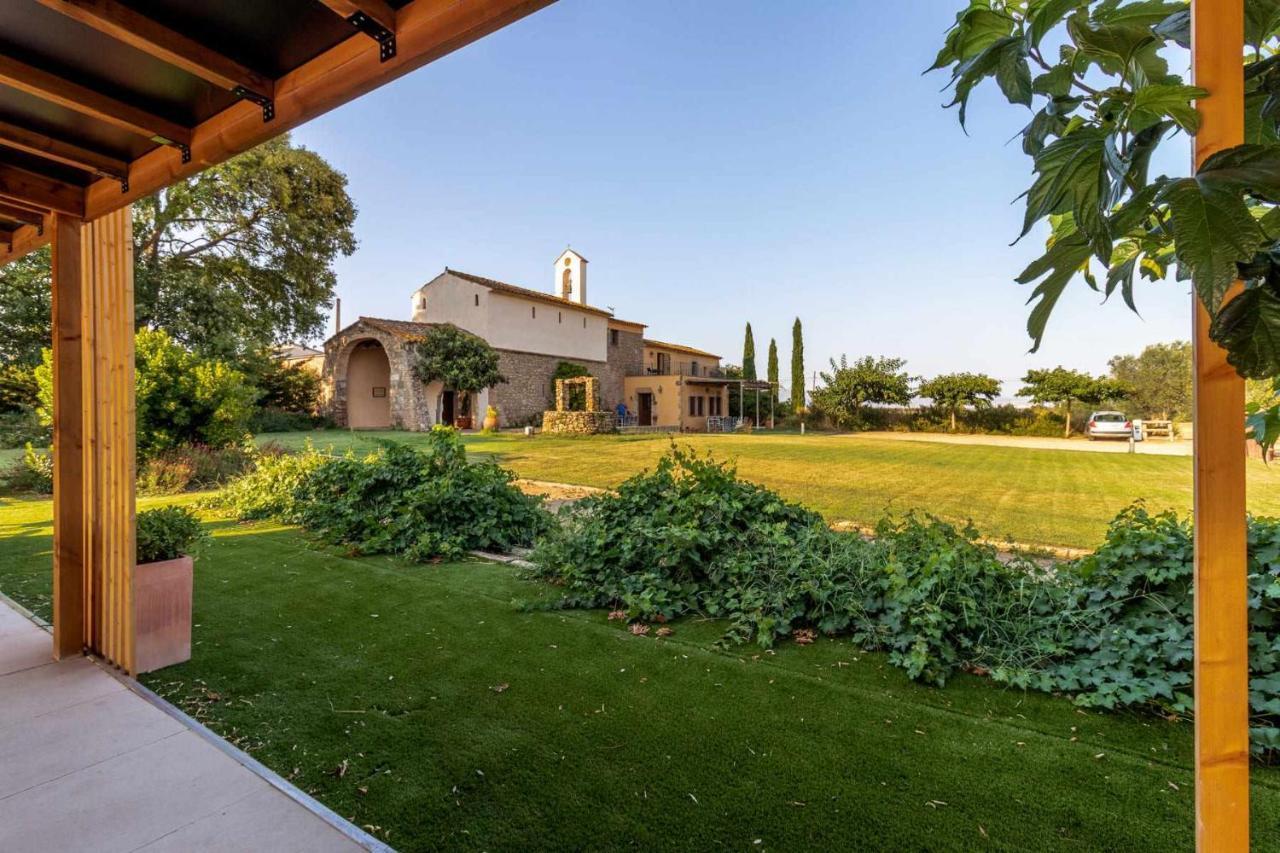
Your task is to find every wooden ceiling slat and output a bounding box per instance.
[0,220,49,264]
[84,0,553,221]
[0,199,50,221]
[0,53,192,148]
[0,119,129,179]
[0,162,85,216]
[317,0,398,34]
[32,0,273,102]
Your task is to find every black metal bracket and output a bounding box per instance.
[119,176,129,193]
[176,143,190,164]
[348,11,396,62]
[233,86,275,122]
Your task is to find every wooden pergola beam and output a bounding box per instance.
[0,226,15,245]
[0,52,191,149]
[83,0,553,220]
[1191,1,1250,849]
[318,0,398,34]
[0,119,129,180]
[32,0,273,103]
[0,220,48,265]
[0,162,84,217]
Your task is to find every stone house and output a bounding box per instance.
[322,249,729,430]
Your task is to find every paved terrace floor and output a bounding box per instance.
[0,598,379,853]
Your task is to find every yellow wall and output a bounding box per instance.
[622,377,729,430]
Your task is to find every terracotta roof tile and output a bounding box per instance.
[643,338,721,360]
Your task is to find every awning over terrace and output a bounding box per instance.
[0,1,1252,848]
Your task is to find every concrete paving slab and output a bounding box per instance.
[0,599,375,852]
[0,688,185,799]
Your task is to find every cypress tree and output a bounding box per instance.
[791,317,805,410]
[767,338,779,403]
[742,323,756,380]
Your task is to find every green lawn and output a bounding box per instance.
[2,495,1279,850]
[260,429,1280,550]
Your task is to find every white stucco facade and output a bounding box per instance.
[411,269,607,362]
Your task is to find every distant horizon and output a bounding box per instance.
[291,0,1194,403]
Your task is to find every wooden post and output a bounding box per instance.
[1191,2,1250,849]
[51,213,85,659]
[82,206,136,673]
[48,206,135,671]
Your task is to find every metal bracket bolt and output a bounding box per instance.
[233,86,275,122]
[348,11,396,62]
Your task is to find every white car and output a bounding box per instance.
[1086,411,1132,440]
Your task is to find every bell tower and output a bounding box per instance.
[554,248,587,305]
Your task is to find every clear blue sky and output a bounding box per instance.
[293,0,1193,401]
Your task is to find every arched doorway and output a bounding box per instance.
[346,339,391,428]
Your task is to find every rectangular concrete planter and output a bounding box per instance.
[133,555,193,674]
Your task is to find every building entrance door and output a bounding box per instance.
[442,390,456,425]
[637,393,653,426]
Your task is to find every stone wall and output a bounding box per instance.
[602,328,644,412]
[542,410,616,435]
[489,349,612,427]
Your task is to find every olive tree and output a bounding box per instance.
[1019,366,1130,437]
[812,355,912,429]
[412,325,506,421]
[918,372,1003,432]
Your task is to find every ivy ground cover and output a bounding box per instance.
[2,496,1279,850]
[257,429,1280,550]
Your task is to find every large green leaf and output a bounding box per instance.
[1021,128,1109,242]
[1210,285,1280,378]
[1160,175,1266,310]
[928,6,1015,72]
[1126,82,1205,133]
[995,41,1033,106]
[1028,0,1086,47]
[1093,0,1189,29]
[1017,229,1093,351]
[944,36,1025,127]
[1246,0,1280,48]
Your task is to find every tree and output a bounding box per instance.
[135,135,357,357]
[1107,341,1192,420]
[412,325,507,421]
[812,355,912,429]
[742,323,757,380]
[931,5,1280,443]
[37,328,256,456]
[767,338,779,405]
[0,136,358,365]
[0,248,52,366]
[240,353,322,415]
[791,317,805,412]
[918,372,1002,432]
[1018,367,1128,438]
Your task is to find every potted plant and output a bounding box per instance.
[482,404,499,432]
[134,506,208,673]
[412,326,507,433]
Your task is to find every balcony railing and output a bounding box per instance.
[644,362,725,378]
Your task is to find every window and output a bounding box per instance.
[474,294,479,307]
[610,329,619,346]
[690,360,699,376]
[532,306,536,318]
[709,395,722,416]
[583,317,587,328]
[558,311,562,323]
[419,297,426,309]
[688,396,704,416]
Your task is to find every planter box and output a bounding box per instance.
[133,555,193,674]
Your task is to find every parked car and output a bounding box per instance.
[1086,411,1132,440]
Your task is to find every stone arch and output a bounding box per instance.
[345,339,391,428]
[324,319,433,430]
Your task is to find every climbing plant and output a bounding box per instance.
[931,0,1280,444]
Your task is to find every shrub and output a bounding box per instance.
[138,441,270,495]
[136,506,208,564]
[0,363,38,413]
[0,443,53,494]
[36,329,257,457]
[215,427,549,559]
[296,428,550,560]
[208,442,329,521]
[0,408,48,449]
[248,407,334,434]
